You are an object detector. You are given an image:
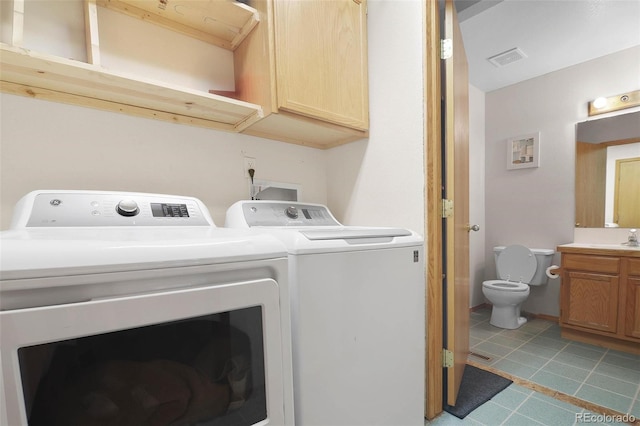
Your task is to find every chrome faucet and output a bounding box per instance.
[628,229,639,247]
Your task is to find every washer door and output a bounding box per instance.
[496,245,536,283]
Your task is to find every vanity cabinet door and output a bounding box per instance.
[562,271,619,333]
[625,259,640,339]
[561,255,620,334]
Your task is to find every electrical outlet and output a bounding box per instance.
[243,157,256,178]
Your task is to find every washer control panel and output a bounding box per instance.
[15,191,212,228]
[240,202,340,227]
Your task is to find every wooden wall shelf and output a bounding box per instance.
[0,44,264,132]
[96,0,260,50]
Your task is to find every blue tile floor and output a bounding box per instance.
[426,308,640,425]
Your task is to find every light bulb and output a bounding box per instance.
[592,97,607,109]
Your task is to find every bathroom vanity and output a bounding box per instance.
[557,244,640,354]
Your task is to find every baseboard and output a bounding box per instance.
[529,312,559,323]
[469,303,490,312]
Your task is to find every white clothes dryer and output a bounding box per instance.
[226,200,425,426]
[0,190,294,426]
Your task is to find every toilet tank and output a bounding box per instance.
[493,246,555,286]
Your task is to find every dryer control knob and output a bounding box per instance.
[116,199,139,217]
[285,206,299,219]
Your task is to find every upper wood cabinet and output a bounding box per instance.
[0,0,369,149]
[233,0,369,148]
[274,0,368,131]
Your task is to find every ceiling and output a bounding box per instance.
[454,0,640,92]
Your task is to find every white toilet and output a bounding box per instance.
[482,245,554,329]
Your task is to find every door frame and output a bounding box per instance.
[424,0,471,417]
[424,0,443,419]
[614,156,640,227]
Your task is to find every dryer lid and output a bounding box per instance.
[496,245,537,283]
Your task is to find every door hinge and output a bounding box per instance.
[441,39,452,60]
[442,348,454,368]
[442,199,454,218]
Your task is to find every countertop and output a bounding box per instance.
[557,243,640,257]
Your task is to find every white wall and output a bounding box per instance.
[0,94,328,228]
[469,84,486,308]
[483,45,640,316]
[326,0,425,236]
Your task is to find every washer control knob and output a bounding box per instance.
[285,206,299,219]
[116,199,139,217]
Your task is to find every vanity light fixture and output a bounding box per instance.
[588,90,640,116]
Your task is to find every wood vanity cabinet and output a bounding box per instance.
[558,246,640,354]
[234,0,369,148]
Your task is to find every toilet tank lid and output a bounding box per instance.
[494,246,554,255]
[496,245,537,283]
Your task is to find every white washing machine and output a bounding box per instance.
[0,190,294,426]
[226,201,425,426]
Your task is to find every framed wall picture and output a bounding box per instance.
[507,132,540,170]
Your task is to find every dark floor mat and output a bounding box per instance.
[444,364,513,419]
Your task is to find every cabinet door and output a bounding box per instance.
[626,276,640,338]
[625,259,640,339]
[273,0,369,131]
[561,271,619,333]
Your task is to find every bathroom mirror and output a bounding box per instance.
[575,111,640,228]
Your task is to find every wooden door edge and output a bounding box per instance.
[424,0,443,420]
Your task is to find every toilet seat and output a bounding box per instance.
[483,280,529,292]
[496,245,537,284]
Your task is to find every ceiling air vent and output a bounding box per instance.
[487,47,527,67]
